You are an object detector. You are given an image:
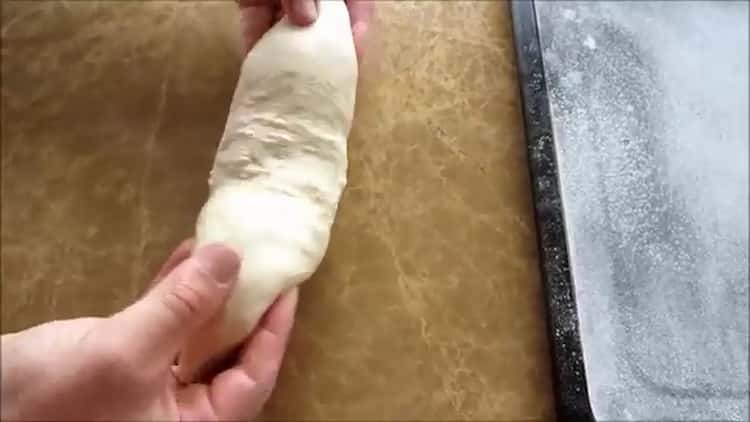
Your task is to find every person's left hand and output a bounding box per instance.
[1,240,298,421]
[237,0,374,58]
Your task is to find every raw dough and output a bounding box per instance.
[175,0,358,383]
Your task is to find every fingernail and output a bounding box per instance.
[194,244,241,285]
[296,0,318,24]
[353,21,368,39]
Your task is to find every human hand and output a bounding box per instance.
[1,240,298,421]
[237,0,374,58]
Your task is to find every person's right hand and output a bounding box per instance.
[1,241,298,422]
[237,0,374,58]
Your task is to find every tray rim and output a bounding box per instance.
[509,1,595,421]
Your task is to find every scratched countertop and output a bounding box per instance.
[1,2,554,420]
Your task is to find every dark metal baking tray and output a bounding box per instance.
[511,1,749,421]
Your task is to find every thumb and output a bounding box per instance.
[113,244,241,364]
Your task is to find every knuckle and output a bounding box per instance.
[163,282,204,322]
[161,262,216,323]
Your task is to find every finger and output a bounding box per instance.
[112,244,241,364]
[352,20,369,60]
[238,3,275,53]
[208,288,298,421]
[174,384,217,422]
[347,0,374,59]
[252,287,299,342]
[150,239,195,289]
[281,0,318,26]
[347,0,374,28]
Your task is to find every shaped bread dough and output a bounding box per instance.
[175,0,358,383]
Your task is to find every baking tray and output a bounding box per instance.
[510,1,749,421]
[510,2,592,420]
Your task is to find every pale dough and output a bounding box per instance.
[175,0,358,383]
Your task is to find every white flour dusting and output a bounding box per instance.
[583,35,597,50]
[535,1,749,421]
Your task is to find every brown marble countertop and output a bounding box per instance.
[1,1,554,420]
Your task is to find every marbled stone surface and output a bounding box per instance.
[1,1,554,420]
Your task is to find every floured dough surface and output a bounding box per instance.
[175,0,358,382]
